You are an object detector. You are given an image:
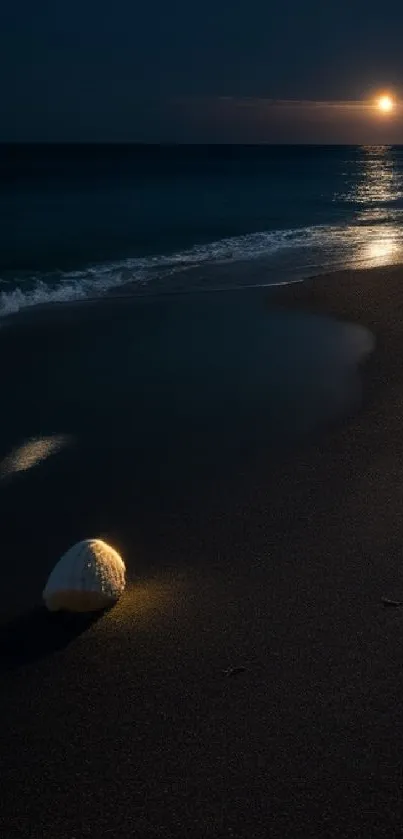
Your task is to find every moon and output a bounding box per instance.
[378,94,394,113]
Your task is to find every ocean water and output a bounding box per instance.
[2,143,403,316]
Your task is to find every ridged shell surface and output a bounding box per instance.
[43,539,126,612]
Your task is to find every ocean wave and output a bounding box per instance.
[1,222,403,317]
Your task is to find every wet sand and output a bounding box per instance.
[1,268,403,838]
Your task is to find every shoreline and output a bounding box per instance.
[2,263,403,837]
[273,263,403,417]
[2,257,403,331]
[0,278,300,330]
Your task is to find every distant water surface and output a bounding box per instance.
[2,144,403,315]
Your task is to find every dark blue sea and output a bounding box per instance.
[2,143,403,315]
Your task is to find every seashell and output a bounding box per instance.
[43,539,126,613]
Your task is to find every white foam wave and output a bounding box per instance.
[0,226,329,317]
[1,222,403,317]
[0,281,89,315]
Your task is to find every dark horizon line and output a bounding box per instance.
[2,141,403,147]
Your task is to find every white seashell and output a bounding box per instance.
[43,539,126,613]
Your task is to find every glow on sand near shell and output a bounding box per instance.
[43,539,126,613]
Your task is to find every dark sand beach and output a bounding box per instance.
[1,268,403,838]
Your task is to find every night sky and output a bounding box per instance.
[2,0,403,142]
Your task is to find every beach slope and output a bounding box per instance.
[1,266,403,838]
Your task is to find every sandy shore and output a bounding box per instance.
[1,267,403,837]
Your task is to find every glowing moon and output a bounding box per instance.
[378,95,394,113]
